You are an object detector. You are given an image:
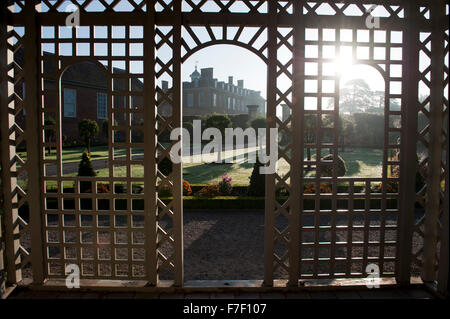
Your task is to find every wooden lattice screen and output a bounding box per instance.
[0,0,448,293]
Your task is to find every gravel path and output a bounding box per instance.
[19,209,423,281]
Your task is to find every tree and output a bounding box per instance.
[205,113,232,137]
[338,116,355,152]
[44,117,56,155]
[249,116,266,131]
[304,114,316,169]
[79,119,99,152]
[340,79,374,114]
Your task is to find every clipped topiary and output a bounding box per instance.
[78,150,96,193]
[318,153,347,177]
[247,157,265,196]
[78,150,96,177]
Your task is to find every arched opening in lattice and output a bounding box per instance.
[180,44,268,281]
[337,63,386,179]
[58,61,110,178]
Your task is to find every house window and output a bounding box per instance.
[199,93,204,107]
[227,97,231,109]
[187,93,194,107]
[97,92,107,119]
[63,88,76,118]
[213,93,217,107]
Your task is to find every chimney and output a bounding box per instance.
[201,67,213,79]
[247,105,259,121]
[238,80,244,88]
[228,76,233,85]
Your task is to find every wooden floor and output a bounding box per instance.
[7,286,436,299]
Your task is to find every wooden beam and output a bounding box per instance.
[143,3,157,287]
[422,0,446,283]
[396,0,420,286]
[24,0,45,285]
[0,2,22,285]
[263,0,277,287]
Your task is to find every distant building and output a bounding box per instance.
[159,66,266,117]
[15,49,144,144]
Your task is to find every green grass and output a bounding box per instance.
[18,145,144,164]
[17,147,383,189]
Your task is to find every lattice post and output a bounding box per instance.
[23,0,45,285]
[144,2,158,287]
[422,0,446,283]
[263,0,277,287]
[289,0,305,287]
[437,1,450,295]
[172,0,184,287]
[396,1,420,286]
[0,3,22,285]
[438,137,449,294]
[0,215,5,297]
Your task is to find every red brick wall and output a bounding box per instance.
[61,84,109,144]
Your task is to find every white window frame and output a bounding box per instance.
[97,92,108,120]
[63,88,77,118]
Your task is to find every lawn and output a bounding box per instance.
[182,147,383,184]
[17,147,383,188]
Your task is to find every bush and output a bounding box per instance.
[197,185,220,197]
[78,150,96,177]
[205,114,232,137]
[249,116,266,131]
[218,173,233,195]
[183,179,192,196]
[77,150,96,193]
[304,182,332,194]
[248,157,265,196]
[318,153,347,177]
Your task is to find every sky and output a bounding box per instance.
[16,0,446,105]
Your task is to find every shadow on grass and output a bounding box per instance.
[183,163,232,184]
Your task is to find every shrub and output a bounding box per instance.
[183,179,192,196]
[249,116,266,131]
[247,157,265,196]
[218,173,233,195]
[77,150,96,193]
[304,182,332,194]
[318,153,347,177]
[372,181,399,193]
[97,183,109,193]
[205,114,232,137]
[78,150,96,177]
[197,185,220,197]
